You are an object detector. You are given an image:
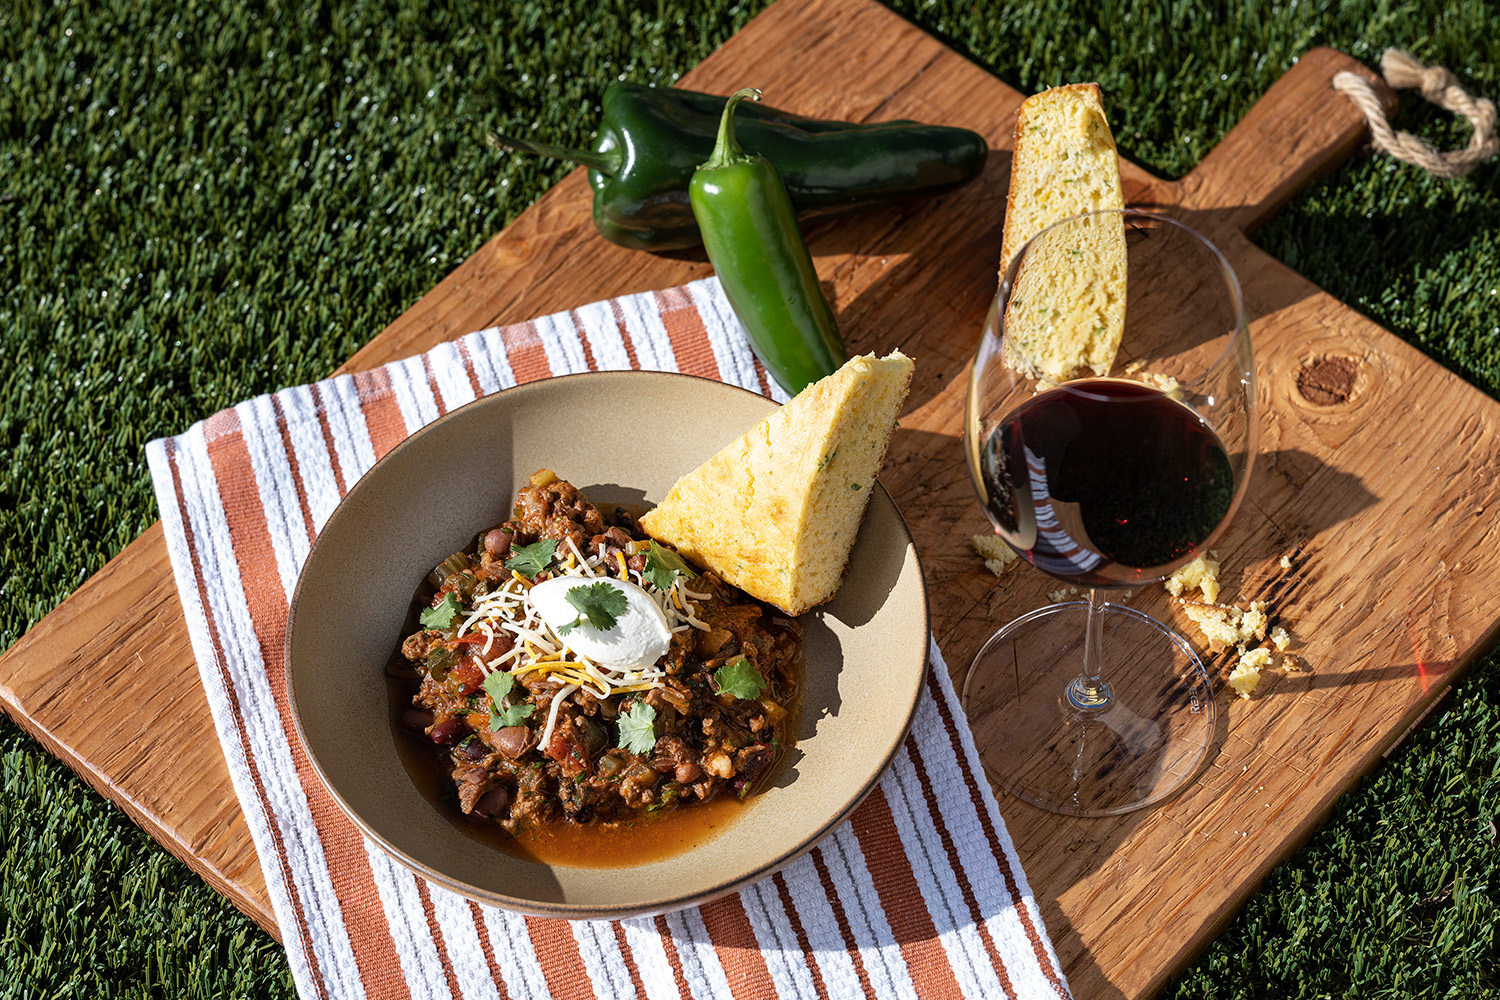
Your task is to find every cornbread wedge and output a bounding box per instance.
[999,83,1127,381]
[639,351,913,615]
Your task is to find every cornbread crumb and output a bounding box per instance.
[1241,602,1268,640]
[1279,554,1293,570]
[1181,599,1268,652]
[971,533,1020,576]
[1164,552,1221,604]
[1139,371,1182,397]
[1271,625,1293,652]
[1048,586,1079,603]
[1228,647,1273,699]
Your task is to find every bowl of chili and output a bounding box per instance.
[286,369,930,919]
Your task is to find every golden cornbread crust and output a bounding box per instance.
[639,352,914,615]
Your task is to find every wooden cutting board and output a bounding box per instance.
[5,0,1499,996]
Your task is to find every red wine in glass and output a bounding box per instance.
[976,379,1234,588]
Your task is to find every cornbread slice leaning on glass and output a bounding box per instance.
[999,83,1127,382]
[639,351,913,615]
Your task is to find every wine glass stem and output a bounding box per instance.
[1066,589,1113,711]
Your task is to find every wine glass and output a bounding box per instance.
[962,209,1256,817]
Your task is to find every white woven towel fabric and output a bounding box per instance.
[145,276,1071,1000]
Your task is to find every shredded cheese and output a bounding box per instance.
[451,536,712,751]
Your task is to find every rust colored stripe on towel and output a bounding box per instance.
[456,339,487,400]
[925,670,1071,998]
[654,914,697,998]
[202,415,416,1000]
[307,382,349,496]
[163,436,333,1000]
[420,353,450,417]
[350,367,411,460]
[610,921,648,1000]
[902,730,1017,997]
[468,902,512,1000]
[773,871,830,997]
[414,879,463,999]
[809,847,878,997]
[654,286,721,380]
[498,320,555,385]
[523,915,593,999]
[699,896,778,1000]
[268,394,318,546]
[609,298,643,370]
[570,310,600,372]
[849,787,967,998]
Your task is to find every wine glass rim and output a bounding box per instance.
[999,208,1248,388]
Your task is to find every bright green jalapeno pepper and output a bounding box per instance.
[690,88,847,397]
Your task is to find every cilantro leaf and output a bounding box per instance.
[713,658,766,700]
[641,541,697,591]
[617,701,657,755]
[492,702,534,728]
[558,580,628,634]
[505,538,559,578]
[482,669,534,730]
[419,592,462,630]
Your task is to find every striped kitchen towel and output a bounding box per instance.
[145,277,1071,1000]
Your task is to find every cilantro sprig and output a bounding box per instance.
[504,538,559,578]
[558,580,629,635]
[617,701,657,755]
[713,657,766,701]
[419,592,461,630]
[481,670,534,730]
[641,540,696,591]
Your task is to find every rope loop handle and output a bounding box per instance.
[1333,49,1497,178]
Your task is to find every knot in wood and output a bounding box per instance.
[1296,354,1361,406]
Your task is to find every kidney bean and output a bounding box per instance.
[674,761,703,784]
[483,528,513,559]
[426,717,468,745]
[492,725,532,760]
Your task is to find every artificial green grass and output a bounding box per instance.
[2,0,1497,996]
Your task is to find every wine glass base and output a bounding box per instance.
[962,601,1215,817]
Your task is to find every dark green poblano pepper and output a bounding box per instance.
[690,88,847,397]
[492,81,988,251]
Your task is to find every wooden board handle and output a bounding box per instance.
[1173,47,1397,240]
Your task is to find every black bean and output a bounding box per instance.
[474,786,510,817]
[401,709,435,732]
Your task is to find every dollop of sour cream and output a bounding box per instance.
[527,576,673,672]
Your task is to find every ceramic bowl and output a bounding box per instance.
[286,370,929,919]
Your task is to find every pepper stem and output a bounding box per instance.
[486,131,618,175]
[701,88,763,170]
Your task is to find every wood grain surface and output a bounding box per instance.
[5,0,1498,996]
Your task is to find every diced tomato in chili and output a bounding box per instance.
[544,726,588,778]
[445,654,487,697]
[444,633,487,648]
